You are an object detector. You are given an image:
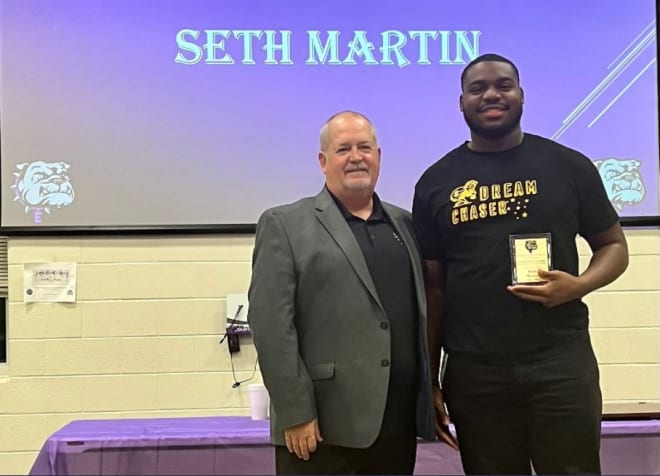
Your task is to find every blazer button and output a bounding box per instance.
[380,322,389,330]
[381,359,390,367]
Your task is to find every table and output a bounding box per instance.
[29,417,273,476]
[29,416,660,475]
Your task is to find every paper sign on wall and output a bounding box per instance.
[23,262,77,303]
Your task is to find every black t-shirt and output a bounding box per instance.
[412,133,619,361]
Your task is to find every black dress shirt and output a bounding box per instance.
[329,189,418,435]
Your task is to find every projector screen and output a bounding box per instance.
[1,0,658,230]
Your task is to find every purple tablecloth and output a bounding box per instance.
[29,416,273,476]
[29,416,660,475]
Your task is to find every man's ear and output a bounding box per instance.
[521,87,525,104]
[459,94,464,112]
[318,152,327,173]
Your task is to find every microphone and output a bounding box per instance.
[231,304,244,326]
[220,304,244,344]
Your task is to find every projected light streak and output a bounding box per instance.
[552,26,656,140]
[589,58,657,128]
[607,20,655,70]
[563,29,654,125]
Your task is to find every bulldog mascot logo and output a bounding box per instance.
[593,158,646,212]
[11,161,75,223]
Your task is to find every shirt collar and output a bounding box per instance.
[325,185,384,221]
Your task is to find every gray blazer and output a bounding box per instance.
[247,187,435,448]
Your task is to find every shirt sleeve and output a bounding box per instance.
[412,183,446,261]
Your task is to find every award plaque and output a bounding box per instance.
[509,233,552,285]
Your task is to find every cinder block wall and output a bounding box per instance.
[0,229,658,475]
[583,228,660,403]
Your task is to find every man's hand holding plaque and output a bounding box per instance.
[508,233,552,285]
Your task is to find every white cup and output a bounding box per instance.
[247,383,270,420]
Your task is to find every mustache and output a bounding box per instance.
[478,104,508,112]
[344,164,368,172]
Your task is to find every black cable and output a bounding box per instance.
[231,353,259,388]
[218,303,258,388]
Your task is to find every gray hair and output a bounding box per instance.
[319,111,379,151]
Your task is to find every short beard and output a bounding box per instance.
[343,180,372,191]
[463,108,522,140]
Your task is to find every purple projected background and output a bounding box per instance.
[1,0,658,227]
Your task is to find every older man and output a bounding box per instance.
[248,111,435,474]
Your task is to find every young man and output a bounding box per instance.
[413,54,629,474]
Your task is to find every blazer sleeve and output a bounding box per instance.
[247,208,317,428]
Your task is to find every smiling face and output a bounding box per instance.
[460,60,524,142]
[318,113,381,201]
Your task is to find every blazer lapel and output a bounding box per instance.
[314,188,384,312]
[382,203,427,320]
